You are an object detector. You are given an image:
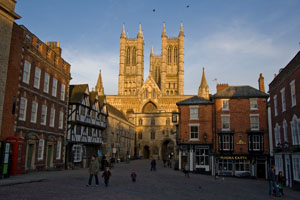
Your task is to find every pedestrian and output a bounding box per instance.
[102,167,112,187]
[151,159,156,171]
[110,157,115,168]
[163,159,166,168]
[268,166,280,197]
[278,171,285,196]
[86,155,99,187]
[184,164,190,178]
[131,170,137,182]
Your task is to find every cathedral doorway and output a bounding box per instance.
[161,140,174,160]
[143,146,150,159]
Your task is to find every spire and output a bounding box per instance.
[151,45,154,55]
[95,70,104,96]
[198,68,209,100]
[121,24,125,38]
[126,31,128,39]
[179,23,184,36]
[137,23,143,38]
[161,22,167,37]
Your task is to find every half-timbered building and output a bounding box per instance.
[67,84,107,168]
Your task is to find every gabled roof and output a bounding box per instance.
[212,86,269,99]
[89,91,98,104]
[107,103,128,122]
[139,75,161,93]
[69,84,89,103]
[98,95,106,108]
[176,96,213,105]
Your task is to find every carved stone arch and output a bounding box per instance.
[26,132,40,140]
[142,101,157,113]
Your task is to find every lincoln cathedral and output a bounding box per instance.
[95,23,200,160]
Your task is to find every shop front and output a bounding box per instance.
[178,144,211,173]
[216,155,268,178]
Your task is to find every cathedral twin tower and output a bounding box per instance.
[118,23,185,96]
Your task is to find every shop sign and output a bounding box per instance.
[220,155,248,160]
[236,139,246,145]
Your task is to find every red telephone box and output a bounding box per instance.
[6,136,24,175]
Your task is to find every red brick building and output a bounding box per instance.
[176,71,269,178]
[269,51,300,189]
[213,81,269,178]
[177,69,214,173]
[0,23,71,173]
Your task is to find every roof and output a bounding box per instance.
[98,95,106,108]
[176,96,213,105]
[269,51,300,90]
[107,103,128,122]
[69,84,89,103]
[213,86,269,99]
[89,91,98,104]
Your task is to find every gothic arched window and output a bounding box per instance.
[174,47,178,65]
[168,46,172,65]
[132,47,136,65]
[126,47,130,65]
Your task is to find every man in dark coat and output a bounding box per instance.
[268,166,280,197]
[102,167,112,187]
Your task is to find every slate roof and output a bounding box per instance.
[106,103,128,122]
[176,96,213,105]
[69,84,89,103]
[213,86,269,99]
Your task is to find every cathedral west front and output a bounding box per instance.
[96,23,194,160]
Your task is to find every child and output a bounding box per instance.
[131,170,137,182]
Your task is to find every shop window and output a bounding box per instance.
[72,145,83,162]
[195,148,209,166]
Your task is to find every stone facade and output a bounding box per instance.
[0,0,20,137]
[97,24,192,160]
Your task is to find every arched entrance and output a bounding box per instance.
[143,146,150,159]
[161,140,174,160]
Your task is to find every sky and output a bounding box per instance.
[15,0,300,95]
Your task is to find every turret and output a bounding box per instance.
[178,23,185,95]
[95,70,105,96]
[198,68,209,100]
[118,24,126,95]
[161,23,168,95]
[137,23,143,38]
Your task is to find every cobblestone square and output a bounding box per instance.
[0,160,299,200]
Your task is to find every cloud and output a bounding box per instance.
[184,23,297,95]
[63,47,119,94]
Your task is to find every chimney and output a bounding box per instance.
[258,73,265,93]
[216,83,229,92]
[46,41,62,56]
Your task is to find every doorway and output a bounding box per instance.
[26,144,34,170]
[285,155,292,187]
[143,146,150,159]
[257,161,266,178]
[161,140,174,160]
[47,145,53,168]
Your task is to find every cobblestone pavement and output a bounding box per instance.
[0,160,299,200]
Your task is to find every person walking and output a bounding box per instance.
[151,159,156,171]
[278,171,285,196]
[86,155,99,187]
[102,167,112,187]
[131,170,137,182]
[268,166,280,197]
[184,164,190,178]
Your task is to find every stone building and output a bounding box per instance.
[0,0,20,138]
[269,51,300,190]
[97,23,192,160]
[1,23,71,172]
[66,84,107,168]
[213,76,269,178]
